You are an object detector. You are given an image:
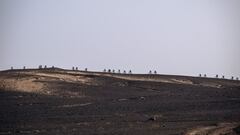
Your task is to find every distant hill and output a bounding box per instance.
[0,69,240,135]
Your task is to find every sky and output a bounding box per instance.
[0,0,240,78]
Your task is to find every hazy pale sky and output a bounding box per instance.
[0,0,240,77]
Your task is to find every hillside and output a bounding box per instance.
[0,68,240,135]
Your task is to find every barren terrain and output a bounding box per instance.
[0,68,240,135]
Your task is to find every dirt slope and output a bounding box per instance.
[0,68,240,135]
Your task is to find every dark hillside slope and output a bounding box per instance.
[0,69,240,135]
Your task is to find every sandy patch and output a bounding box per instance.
[0,77,44,93]
[27,72,91,84]
[106,75,176,84]
[0,71,93,95]
[185,123,239,135]
[199,82,222,88]
[106,74,224,89]
[171,79,193,85]
[105,75,196,86]
[59,102,92,108]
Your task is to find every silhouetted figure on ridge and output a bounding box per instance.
[149,70,152,74]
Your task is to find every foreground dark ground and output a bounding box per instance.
[0,69,240,135]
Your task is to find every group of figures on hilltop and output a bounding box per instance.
[103,69,131,74]
[10,66,238,81]
[199,74,239,80]
[103,69,158,75]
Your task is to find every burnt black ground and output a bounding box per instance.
[0,69,240,135]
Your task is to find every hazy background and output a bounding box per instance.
[0,0,240,78]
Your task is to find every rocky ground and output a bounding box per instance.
[0,68,240,135]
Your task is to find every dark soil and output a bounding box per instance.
[0,69,240,135]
